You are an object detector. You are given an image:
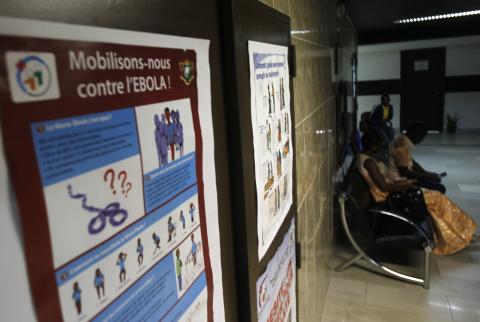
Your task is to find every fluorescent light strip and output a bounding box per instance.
[394,9,480,24]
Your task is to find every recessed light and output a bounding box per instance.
[394,9,480,24]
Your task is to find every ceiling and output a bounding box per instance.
[345,0,480,44]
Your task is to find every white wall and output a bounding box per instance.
[358,35,480,130]
[357,51,400,80]
[0,126,37,322]
[445,92,480,130]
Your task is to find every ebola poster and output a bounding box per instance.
[256,219,296,322]
[0,17,224,322]
[248,41,293,259]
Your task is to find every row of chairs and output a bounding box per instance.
[335,163,435,289]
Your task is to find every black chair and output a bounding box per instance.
[335,171,435,289]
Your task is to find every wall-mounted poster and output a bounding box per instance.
[256,219,296,322]
[248,41,293,259]
[0,17,224,322]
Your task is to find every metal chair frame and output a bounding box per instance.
[335,192,434,289]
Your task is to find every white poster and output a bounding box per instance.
[256,219,296,322]
[0,17,224,322]
[248,41,293,259]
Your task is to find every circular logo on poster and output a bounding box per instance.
[15,56,52,97]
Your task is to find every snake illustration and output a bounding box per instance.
[67,185,128,235]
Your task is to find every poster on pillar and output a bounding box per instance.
[0,17,225,322]
[248,41,293,259]
[256,218,296,322]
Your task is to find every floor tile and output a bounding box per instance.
[437,260,480,282]
[365,283,451,318]
[459,185,480,193]
[448,297,480,322]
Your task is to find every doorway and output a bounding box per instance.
[400,47,445,132]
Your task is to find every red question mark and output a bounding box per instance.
[118,171,127,194]
[125,183,132,197]
[103,169,116,194]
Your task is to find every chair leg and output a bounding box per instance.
[335,254,362,272]
[423,244,432,289]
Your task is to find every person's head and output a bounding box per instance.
[191,234,194,241]
[137,238,141,245]
[406,121,428,144]
[95,268,101,276]
[381,94,390,106]
[164,107,171,122]
[168,216,172,222]
[118,252,123,259]
[73,281,79,290]
[176,249,180,258]
[361,130,384,153]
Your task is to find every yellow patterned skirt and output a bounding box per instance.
[424,190,477,255]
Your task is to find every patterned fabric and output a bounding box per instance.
[357,153,477,255]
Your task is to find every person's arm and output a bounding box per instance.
[364,159,417,192]
[409,160,441,182]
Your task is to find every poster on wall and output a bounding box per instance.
[248,41,293,259]
[0,17,224,322]
[256,219,296,322]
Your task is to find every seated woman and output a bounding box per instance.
[357,131,477,255]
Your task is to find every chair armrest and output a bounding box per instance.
[367,209,434,248]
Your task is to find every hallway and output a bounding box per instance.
[324,134,480,322]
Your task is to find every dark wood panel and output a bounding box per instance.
[358,79,401,95]
[359,75,480,96]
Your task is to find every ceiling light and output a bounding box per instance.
[394,9,480,24]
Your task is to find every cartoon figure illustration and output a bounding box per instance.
[173,110,184,157]
[284,113,289,135]
[72,282,82,315]
[274,188,278,212]
[137,238,144,266]
[189,203,196,223]
[116,252,127,283]
[266,121,272,152]
[175,249,183,291]
[275,186,280,210]
[165,107,176,161]
[268,84,272,114]
[155,114,168,166]
[94,268,105,300]
[152,232,161,254]
[180,210,186,230]
[276,151,282,177]
[272,83,276,112]
[168,216,176,242]
[277,118,282,142]
[191,234,198,266]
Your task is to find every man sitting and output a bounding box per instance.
[370,94,395,144]
[390,121,446,193]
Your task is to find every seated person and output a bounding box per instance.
[370,94,395,144]
[357,131,477,255]
[390,121,446,193]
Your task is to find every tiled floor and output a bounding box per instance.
[324,133,480,322]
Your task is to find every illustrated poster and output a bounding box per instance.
[256,219,296,322]
[248,41,293,259]
[0,17,224,322]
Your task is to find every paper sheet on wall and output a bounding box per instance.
[256,218,296,322]
[0,16,224,322]
[248,41,293,259]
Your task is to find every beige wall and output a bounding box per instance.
[259,0,357,320]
